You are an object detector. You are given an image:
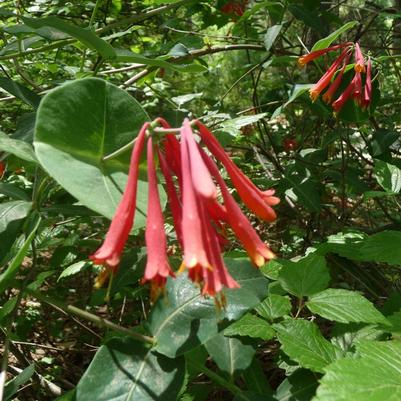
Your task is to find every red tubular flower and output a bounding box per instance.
[158,148,184,247]
[90,123,149,271]
[354,42,365,73]
[332,78,356,113]
[143,137,175,296]
[298,42,352,66]
[195,121,279,222]
[221,1,247,17]
[201,148,275,267]
[352,72,363,101]
[180,121,211,270]
[198,201,239,296]
[183,120,217,200]
[322,62,347,104]
[0,161,5,178]
[309,48,351,102]
[362,57,372,109]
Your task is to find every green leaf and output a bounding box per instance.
[255,294,292,321]
[224,313,275,340]
[34,78,153,225]
[285,176,321,212]
[318,230,401,267]
[57,261,89,281]
[243,358,273,397]
[387,309,401,334]
[205,333,256,376]
[278,253,330,298]
[275,369,318,401]
[234,392,273,401]
[4,23,70,41]
[331,323,385,353]
[0,201,32,261]
[0,131,37,163]
[0,214,41,294]
[0,183,30,201]
[312,340,401,401]
[272,84,313,118]
[0,297,18,322]
[76,337,185,401]
[275,319,340,373]
[307,289,388,325]
[4,364,35,401]
[374,160,401,193]
[311,21,358,51]
[22,17,116,59]
[264,24,282,52]
[149,258,269,358]
[0,77,41,109]
[115,49,207,73]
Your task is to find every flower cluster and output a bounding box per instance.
[220,0,248,17]
[90,118,279,300]
[299,42,372,113]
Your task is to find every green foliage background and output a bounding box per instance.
[1,0,401,400]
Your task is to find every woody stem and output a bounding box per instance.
[26,288,155,345]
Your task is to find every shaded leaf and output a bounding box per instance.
[224,313,275,340]
[22,16,116,58]
[0,131,37,163]
[275,369,318,401]
[264,25,282,52]
[311,21,358,51]
[278,253,330,298]
[4,364,35,401]
[307,289,388,325]
[275,319,340,373]
[0,201,32,261]
[76,337,185,401]
[115,49,207,73]
[374,160,401,193]
[57,261,89,281]
[313,341,401,401]
[0,214,41,293]
[149,258,269,358]
[0,77,41,108]
[34,78,154,225]
[205,333,255,376]
[0,183,30,201]
[255,294,292,321]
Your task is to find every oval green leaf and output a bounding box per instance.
[76,337,185,401]
[149,258,269,358]
[34,78,152,226]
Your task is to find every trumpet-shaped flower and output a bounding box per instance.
[90,122,149,271]
[354,42,365,73]
[298,43,352,66]
[196,121,279,221]
[143,137,175,296]
[309,48,351,102]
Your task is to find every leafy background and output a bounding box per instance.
[1,0,401,400]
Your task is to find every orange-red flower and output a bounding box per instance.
[354,42,365,73]
[362,57,372,109]
[298,43,352,66]
[142,137,175,296]
[300,41,373,113]
[196,121,279,222]
[91,117,279,299]
[90,122,149,271]
[309,48,351,102]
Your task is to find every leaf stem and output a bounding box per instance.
[102,137,137,161]
[26,289,155,345]
[187,358,243,397]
